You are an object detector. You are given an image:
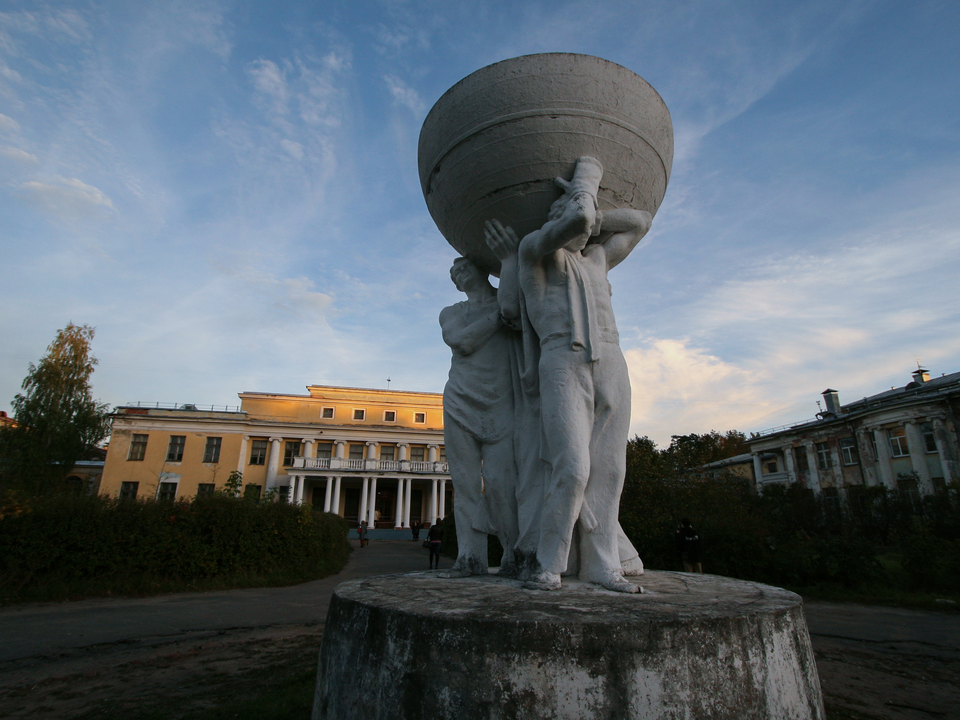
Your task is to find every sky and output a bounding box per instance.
[1,0,958,447]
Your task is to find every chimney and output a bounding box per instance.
[912,367,930,384]
[821,388,841,415]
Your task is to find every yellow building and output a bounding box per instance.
[100,385,451,529]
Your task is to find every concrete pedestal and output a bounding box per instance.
[312,571,824,720]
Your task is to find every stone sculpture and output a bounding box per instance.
[426,54,669,592]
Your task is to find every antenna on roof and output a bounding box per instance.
[916,356,922,370]
[387,377,391,390]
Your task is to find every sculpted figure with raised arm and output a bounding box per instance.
[485,156,651,592]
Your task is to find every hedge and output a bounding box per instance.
[0,492,351,602]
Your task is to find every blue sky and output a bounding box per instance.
[2,0,958,446]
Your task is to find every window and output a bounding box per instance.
[765,461,778,474]
[353,409,366,421]
[197,483,215,496]
[119,481,139,500]
[794,447,808,473]
[410,446,425,462]
[822,487,841,514]
[888,428,909,458]
[157,482,177,501]
[439,447,446,462]
[283,440,302,466]
[244,484,261,500]
[203,437,221,464]
[128,434,148,461]
[920,422,937,453]
[380,445,395,461]
[815,442,831,470]
[383,410,397,422]
[166,436,185,462]
[349,444,365,460]
[250,439,268,465]
[279,486,290,504]
[321,407,335,419]
[414,412,426,424]
[840,437,859,466]
[316,442,333,459]
[871,433,879,461]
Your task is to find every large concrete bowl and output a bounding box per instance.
[418,53,673,275]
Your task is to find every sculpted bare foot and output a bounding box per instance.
[442,557,487,578]
[620,556,644,577]
[523,570,561,591]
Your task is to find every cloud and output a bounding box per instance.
[0,144,37,163]
[384,74,425,116]
[625,338,775,445]
[20,176,115,219]
[0,113,20,134]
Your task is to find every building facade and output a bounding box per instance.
[747,368,960,498]
[100,385,452,528]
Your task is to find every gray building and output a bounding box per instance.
[747,368,960,499]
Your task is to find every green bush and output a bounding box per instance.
[0,492,350,602]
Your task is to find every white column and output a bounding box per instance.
[783,446,797,484]
[368,477,378,527]
[904,421,935,495]
[324,476,333,512]
[334,440,347,459]
[932,418,957,482]
[394,478,404,529]
[872,428,895,488]
[804,443,821,494]
[438,478,447,519]
[397,443,409,461]
[303,438,316,463]
[428,479,437,525]
[238,435,249,475]
[751,453,764,492]
[265,437,283,492]
[856,429,878,487]
[428,444,439,462]
[291,475,301,504]
[296,475,307,504]
[403,478,412,528]
[366,442,378,460]
[359,477,370,524]
[332,476,342,515]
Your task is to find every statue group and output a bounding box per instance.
[441,156,651,593]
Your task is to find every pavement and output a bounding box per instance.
[0,538,437,663]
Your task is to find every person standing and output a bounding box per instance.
[428,518,444,570]
[676,518,703,573]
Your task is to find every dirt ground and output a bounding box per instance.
[814,632,960,720]
[0,619,957,719]
[0,624,324,719]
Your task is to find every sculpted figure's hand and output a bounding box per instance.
[484,219,520,261]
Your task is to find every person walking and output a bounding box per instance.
[358,520,368,548]
[428,518,444,570]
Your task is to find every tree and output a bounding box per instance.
[0,324,110,495]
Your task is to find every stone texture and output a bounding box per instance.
[312,571,825,719]
[418,53,673,276]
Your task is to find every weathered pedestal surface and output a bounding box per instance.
[312,571,824,720]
